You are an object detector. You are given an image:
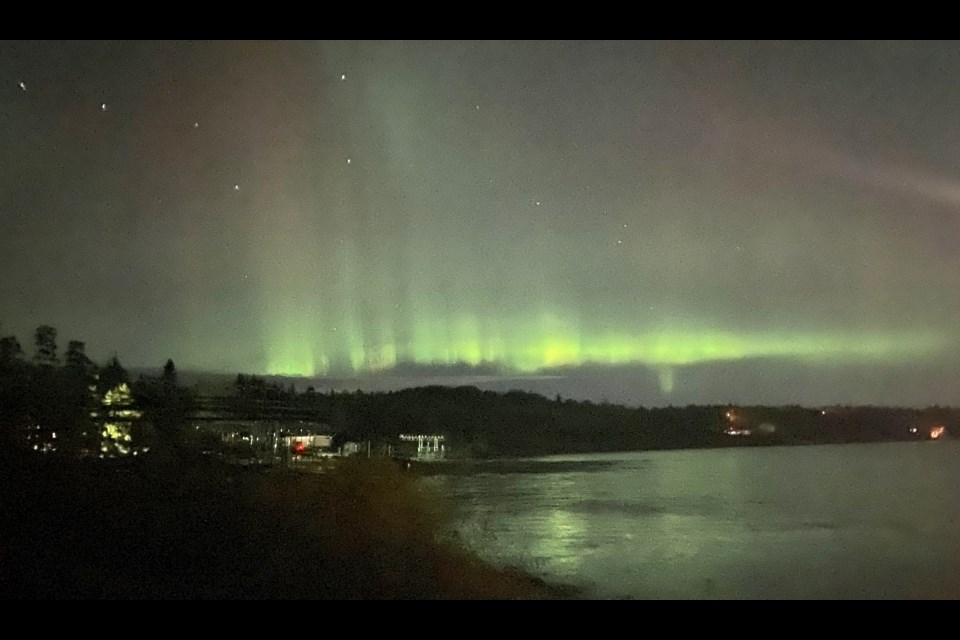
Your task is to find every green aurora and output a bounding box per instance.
[3,41,960,405]
[263,316,945,391]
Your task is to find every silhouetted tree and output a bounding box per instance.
[33,325,59,367]
[131,359,194,452]
[0,335,24,369]
[162,359,177,387]
[98,354,129,394]
[25,328,92,448]
[65,340,95,375]
[156,359,188,446]
[60,340,99,451]
[0,335,30,434]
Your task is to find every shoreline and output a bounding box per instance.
[0,447,579,599]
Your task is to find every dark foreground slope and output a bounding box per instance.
[0,447,574,599]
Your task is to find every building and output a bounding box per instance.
[397,433,446,461]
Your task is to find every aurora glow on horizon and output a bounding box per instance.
[3,41,960,406]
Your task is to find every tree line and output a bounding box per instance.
[0,324,193,454]
[4,323,957,460]
[223,379,959,458]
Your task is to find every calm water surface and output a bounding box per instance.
[422,442,960,599]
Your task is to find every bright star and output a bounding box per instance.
[100,103,108,111]
[341,74,346,81]
[18,81,26,91]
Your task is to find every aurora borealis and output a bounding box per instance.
[2,41,960,405]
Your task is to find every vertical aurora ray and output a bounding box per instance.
[235,42,957,397]
[5,41,960,408]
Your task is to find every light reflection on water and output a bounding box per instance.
[423,441,960,599]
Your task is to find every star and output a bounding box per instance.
[18,81,26,92]
[100,103,108,111]
[193,122,199,129]
[346,158,351,165]
[340,74,346,81]
[535,201,541,206]
[234,184,240,191]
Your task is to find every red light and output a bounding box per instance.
[293,441,305,452]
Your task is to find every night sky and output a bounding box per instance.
[2,41,959,406]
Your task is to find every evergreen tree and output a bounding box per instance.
[65,340,95,375]
[161,359,177,387]
[154,358,186,446]
[98,354,129,394]
[61,340,98,451]
[0,335,24,369]
[0,335,29,431]
[33,325,59,367]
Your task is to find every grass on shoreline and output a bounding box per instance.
[0,447,576,599]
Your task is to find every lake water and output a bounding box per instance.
[422,441,960,599]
